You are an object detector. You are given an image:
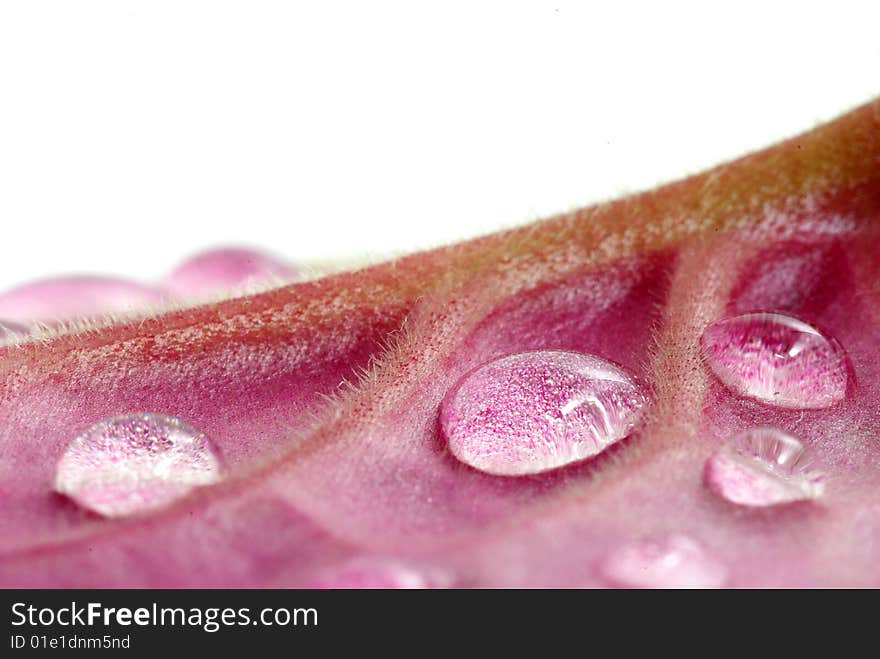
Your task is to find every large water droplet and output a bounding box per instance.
[54,413,223,517]
[164,247,299,300]
[700,312,847,409]
[0,276,164,324]
[439,350,648,476]
[705,428,825,507]
[599,535,726,588]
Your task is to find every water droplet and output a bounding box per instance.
[705,428,825,507]
[439,350,648,476]
[600,535,726,588]
[0,276,164,324]
[54,413,223,517]
[310,560,433,589]
[164,247,299,300]
[701,312,847,409]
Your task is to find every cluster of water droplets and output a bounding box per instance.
[698,311,841,509]
[0,247,300,333]
[434,310,847,586]
[43,299,847,586]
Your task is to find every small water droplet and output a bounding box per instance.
[705,428,825,507]
[701,312,847,409]
[600,535,726,588]
[439,350,648,476]
[54,413,223,517]
[310,560,433,589]
[164,247,299,300]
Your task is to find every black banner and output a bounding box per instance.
[0,589,857,652]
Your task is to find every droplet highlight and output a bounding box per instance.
[439,350,648,476]
[600,535,726,588]
[164,247,299,300]
[700,312,847,409]
[54,413,223,517]
[705,428,825,507]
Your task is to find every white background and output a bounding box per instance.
[1,1,878,290]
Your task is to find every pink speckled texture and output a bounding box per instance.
[439,351,647,475]
[163,247,299,300]
[700,312,848,409]
[704,428,825,507]
[54,413,223,518]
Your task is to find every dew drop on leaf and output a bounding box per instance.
[599,535,726,589]
[705,427,825,507]
[700,312,847,409]
[54,413,223,517]
[439,350,648,476]
[163,247,299,301]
